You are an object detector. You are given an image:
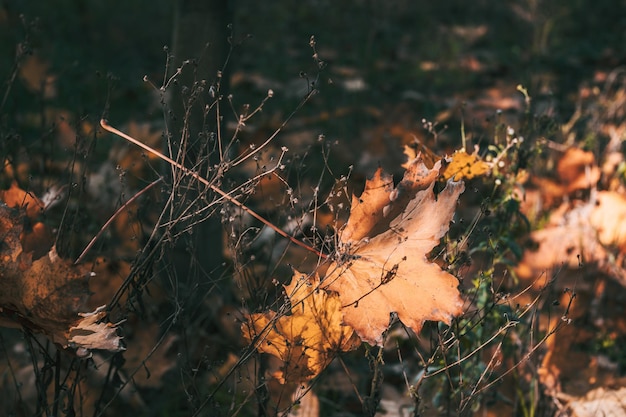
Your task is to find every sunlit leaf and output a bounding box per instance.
[243,271,359,384]
[442,149,490,181]
[324,156,465,346]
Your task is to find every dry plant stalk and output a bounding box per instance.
[99,119,325,258]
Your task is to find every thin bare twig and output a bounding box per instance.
[99,119,326,259]
[74,177,163,264]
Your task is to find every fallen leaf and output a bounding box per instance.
[515,202,605,281]
[324,156,465,346]
[442,149,491,181]
[0,203,123,354]
[21,220,55,260]
[68,306,125,357]
[590,191,626,253]
[557,148,601,193]
[0,181,45,219]
[401,140,441,170]
[244,271,359,384]
[517,191,626,283]
[339,168,394,243]
[0,182,52,259]
[567,387,626,417]
[524,147,602,214]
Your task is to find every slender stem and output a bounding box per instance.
[75,177,163,264]
[52,349,61,417]
[99,119,326,259]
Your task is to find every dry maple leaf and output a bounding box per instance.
[324,155,465,346]
[0,202,123,354]
[243,271,359,384]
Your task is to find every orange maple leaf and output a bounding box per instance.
[243,271,359,384]
[324,156,465,346]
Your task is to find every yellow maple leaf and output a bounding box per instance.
[324,155,465,346]
[243,271,359,384]
[442,149,490,181]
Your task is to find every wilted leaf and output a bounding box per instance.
[68,306,125,357]
[244,271,359,384]
[0,202,123,354]
[324,156,465,346]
